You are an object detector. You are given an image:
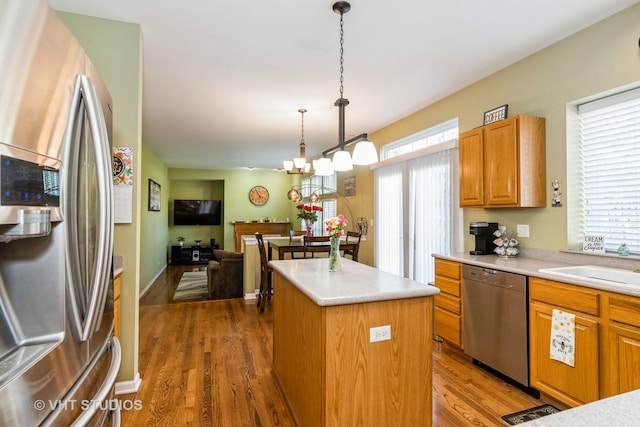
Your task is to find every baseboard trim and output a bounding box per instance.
[244,290,258,300]
[140,265,167,298]
[115,372,142,395]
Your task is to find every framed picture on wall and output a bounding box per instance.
[148,179,161,212]
[344,175,356,196]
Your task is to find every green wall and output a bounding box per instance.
[168,168,299,251]
[140,143,169,289]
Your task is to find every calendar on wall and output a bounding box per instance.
[113,147,133,224]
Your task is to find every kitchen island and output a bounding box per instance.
[269,258,439,427]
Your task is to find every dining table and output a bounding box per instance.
[267,236,359,261]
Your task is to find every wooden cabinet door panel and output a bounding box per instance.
[606,323,640,396]
[459,129,484,206]
[530,304,599,406]
[434,258,461,280]
[434,276,461,297]
[435,293,461,315]
[435,307,462,348]
[484,118,519,205]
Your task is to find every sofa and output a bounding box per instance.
[207,249,244,300]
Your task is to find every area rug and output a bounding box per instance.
[172,271,208,302]
[502,404,560,425]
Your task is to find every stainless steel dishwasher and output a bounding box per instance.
[462,264,530,388]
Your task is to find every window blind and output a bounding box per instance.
[578,89,640,253]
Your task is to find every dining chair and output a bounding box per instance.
[303,235,331,258]
[343,231,362,262]
[289,230,307,259]
[255,233,273,314]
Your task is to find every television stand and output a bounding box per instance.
[171,243,219,265]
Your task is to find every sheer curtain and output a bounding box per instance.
[375,163,404,276]
[408,151,452,283]
[375,149,459,283]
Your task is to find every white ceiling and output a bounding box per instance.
[48,0,639,171]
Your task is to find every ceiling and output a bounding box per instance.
[48,0,639,171]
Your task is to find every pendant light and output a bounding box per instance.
[331,2,353,172]
[330,2,378,171]
[283,108,311,174]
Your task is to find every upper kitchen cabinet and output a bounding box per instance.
[459,115,546,208]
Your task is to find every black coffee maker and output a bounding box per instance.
[469,222,499,255]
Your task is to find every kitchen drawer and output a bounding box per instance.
[530,277,600,316]
[434,307,462,347]
[609,294,640,327]
[435,293,461,314]
[434,275,461,297]
[434,259,461,280]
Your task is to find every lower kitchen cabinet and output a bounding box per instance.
[434,259,463,348]
[529,298,599,406]
[604,294,640,397]
[530,277,640,407]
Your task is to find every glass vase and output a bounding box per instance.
[305,222,314,236]
[328,235,342,272]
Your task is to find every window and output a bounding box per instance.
[300,174,337,235]
[375,119,462,283]
[381,118,459,161]
[577,88,640,254]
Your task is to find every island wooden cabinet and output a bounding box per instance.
[459,115,546,208]
[434,259,463,348]
[271,261,434,427]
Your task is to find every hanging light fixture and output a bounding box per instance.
[283,108,311,174]
[330,1,378,171]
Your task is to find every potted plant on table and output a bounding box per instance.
[177,236,185,247]
[296,204,323,236]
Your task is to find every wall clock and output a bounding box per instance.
[249,185,269,206]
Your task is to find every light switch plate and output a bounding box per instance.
[516,224,530,238]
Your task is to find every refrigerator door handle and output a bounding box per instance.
[82,77,113,336]
[70,336,122,427]
[63,75,114,342]
[63,75,87,339]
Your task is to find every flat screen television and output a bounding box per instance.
[173,199,222,226]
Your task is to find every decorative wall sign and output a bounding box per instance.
[583,235,605,253]
[148,179,161,211]
[483,104,509,125]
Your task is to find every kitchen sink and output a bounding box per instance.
[538,265,640,286]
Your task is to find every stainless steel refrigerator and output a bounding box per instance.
[0,1,121,425]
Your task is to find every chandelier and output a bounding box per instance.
[283,108,311,174]
[330,1,378,171]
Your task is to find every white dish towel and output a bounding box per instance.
[550,309,576,367]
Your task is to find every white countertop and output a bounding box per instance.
[433,252,640,297]
[521,389,640,426]
[269,258,439,306]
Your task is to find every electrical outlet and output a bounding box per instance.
[516,224,530,238]
[370,325,391,343]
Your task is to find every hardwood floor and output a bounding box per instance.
[119,265,543,426]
